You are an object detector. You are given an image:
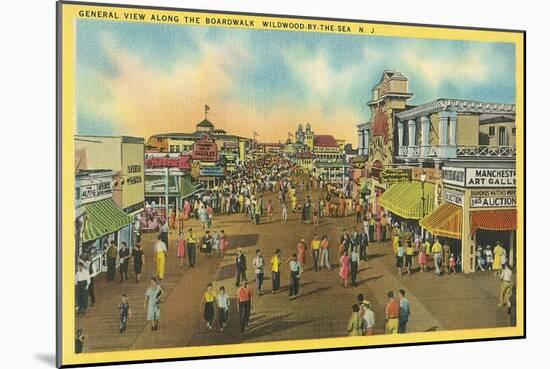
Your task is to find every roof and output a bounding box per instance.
[197,119,214,128]
[396,98,516,121]
[313,135,339,148]
[479,113,515,125]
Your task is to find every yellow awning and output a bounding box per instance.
[419,202,462,239]
[378,181,435,219]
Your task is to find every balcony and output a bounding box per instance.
[397,145,516,160]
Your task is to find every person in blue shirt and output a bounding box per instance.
[398,289,410,333]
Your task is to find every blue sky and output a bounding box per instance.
[76,19,516,143]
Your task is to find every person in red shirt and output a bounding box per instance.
[384,290,400,334]
[237,280,253,333]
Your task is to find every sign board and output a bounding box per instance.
[442,166,466,187]
[144,153,192,174]
[192,137,218,162]
[444,188,464,207]
[200,165,225,177]
[465,168,516,188]
[78,181,113,204]
[470,189,516,208]
[412,167,441,183]
[381,168,411,183]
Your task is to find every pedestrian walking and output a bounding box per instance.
[267,200,274,222]
[347,304,364,336]
[118,242,130,282]
[271,249,282,293]
[350,246,360,287]
[106,240,118,282]
[216,286,230,331]
[297,239,307,266]
[153,235,167,280]
[449,253,458,273]
[287,253,302,300]
[320,236,331,270]
[186,228,198,268]
[75,329,85,354]
[176,231,186,269]
[418,243,427,272]
[493,241,505,276]
[484,246,494,271]
[235,248,247,287]
[219,230,229,258]
[395,241,405,276]
[310,234,321,272]
[359,229,369,261]
[498,264,513,307]
[118,294,132,333]
[132,243,145,283]
[75,261,90,314]
[237,280,253,333]
[361,300,375,335]
[340,251,350,288]
[253,249,265,296]
[398,289,410,333]
[159,220,169,250]
[476,245,486,272]
[144,277,164,331]
[384,291,400,334]
[200,230,213,257]
[432,238,443,275]
[405,241,414,276]
[200,283,216,330]
[281,201,288,222]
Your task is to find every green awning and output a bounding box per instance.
[378,181,435,219]
[82,198,134,242]
[180,177,202,198]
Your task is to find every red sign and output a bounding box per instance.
[192,138,218,162]
[145,155,192,170]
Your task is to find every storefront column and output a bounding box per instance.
[509,231,515,267]
[398,121,404,150]
[461,188,474,273]
[439,111,449,146]
[449,111,457,146]
[407,119,416,146]
[420,116,430,158]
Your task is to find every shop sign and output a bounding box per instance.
[126,164,143,185]
[444,189,464,207]
[144,154,191,170]
[470,189,516,208]
[442,166,466,187]
[80,181,113,204]
[412,167,441,183]
[192,137,218,162]
[465,168,516,188]
[381,168,411,183]
[200,165,225,177]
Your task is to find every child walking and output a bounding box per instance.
[119,294,131,333]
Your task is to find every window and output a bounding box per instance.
[488,126,495,136]
[512,128,516,135]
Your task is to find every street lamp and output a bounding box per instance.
[420,171,426,242]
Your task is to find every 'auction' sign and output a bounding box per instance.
[470,189,516,208]
[444,189,464,207]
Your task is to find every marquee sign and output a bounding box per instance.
[144,153,192,170]
[78,181,113,204]
[470,189,516,208]
[465,168,516,188]
[381,168,411,183]
[192,136,218,162]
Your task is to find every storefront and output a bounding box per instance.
[420,164,517,273]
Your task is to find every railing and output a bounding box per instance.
[397,145,516,159]
[456,145,516,158]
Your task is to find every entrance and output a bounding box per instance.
[475,229,514,266]
[498,126,507,146]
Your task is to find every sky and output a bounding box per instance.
[76,20,516,145]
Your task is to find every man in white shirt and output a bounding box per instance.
[361,300,375,335]
[253,249,265,296]
[498,264,513,307]
[75,262,91,314]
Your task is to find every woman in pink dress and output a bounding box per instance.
[418,243,427,272]
[297,239,307,266]
[183,200,191,220]
[219,230,229,257]
[375,218,382,242]
[176,231,186,269]
[339,251,350,288]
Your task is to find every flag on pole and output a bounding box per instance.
[205,104,210,112]
[253,131,259,137]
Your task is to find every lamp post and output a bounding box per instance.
[420,171,426,242]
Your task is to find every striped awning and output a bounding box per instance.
[82,198,134,242]
[419,202,462,239]
[470,209,517,235]
[378,181,435,219]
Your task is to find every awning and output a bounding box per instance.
[180,177,202,198]
[378,181,435,219]
[82,198,134,242]
[470,209,517,235]
[419,202,462,239]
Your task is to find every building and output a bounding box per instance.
[75,135,145,215]
[395,98,516,166]
[291,151,316,172]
